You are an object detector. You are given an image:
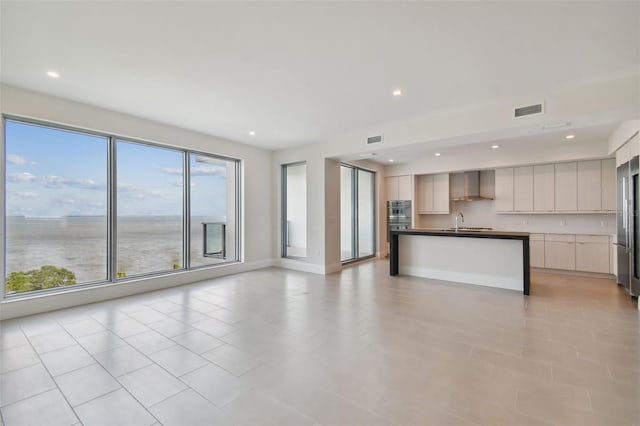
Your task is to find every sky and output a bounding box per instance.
[5,120,231,218]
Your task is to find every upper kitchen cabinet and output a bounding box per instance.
[495,168,514,212]
[432,173,450,213]
[555,162,578,211]
[417,173,449,214]
[513,166,534,212]
[495,160,614,214]
[398,175,413,200]
[385,176,399,201]
[385,175,413,202]
[577,160,602,211]
[533,164,554,211]
[601,159,616,212]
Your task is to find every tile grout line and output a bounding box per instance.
[58,316,162,425]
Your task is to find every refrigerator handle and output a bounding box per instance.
[627,200,632,254]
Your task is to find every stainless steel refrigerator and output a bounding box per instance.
[616,156,639,297]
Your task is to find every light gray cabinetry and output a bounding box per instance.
[514,167,534,212]
[495,168,514,212]
[577,160,602,211]
[533,164,555,211]
[544,234,576,271]
[554,162,578,212]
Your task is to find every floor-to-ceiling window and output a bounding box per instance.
[4,120,109,294]
[341,164,376,262]
[282,162,307,258]
[189,153,239,268]
[3,117,241,297]
[116,140,184,277]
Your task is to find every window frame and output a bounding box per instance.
[340,163,377,264]
[2,114,242,300]
[281,161,307,260]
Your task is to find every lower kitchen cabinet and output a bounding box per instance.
[535,233,612,274]
[544,234,576,271]
[530,234,545,268]
[575,235,610,273]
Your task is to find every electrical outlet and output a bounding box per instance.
[601,220,607,228]
[522,220,528,225]
[560,220,566,226]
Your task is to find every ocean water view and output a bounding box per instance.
[5,215,228,287]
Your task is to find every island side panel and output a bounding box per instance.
[390,232,399,276]
[397,234,524,292]
[523,237,530,295]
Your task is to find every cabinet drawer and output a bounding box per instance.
[545,234,575,243]
[575,235,609,244]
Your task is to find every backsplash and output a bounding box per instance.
[416,199,616,235]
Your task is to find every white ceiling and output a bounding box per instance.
[1,1,639,150]
[357,122,619,166]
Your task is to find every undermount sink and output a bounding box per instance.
[440,227,493,232]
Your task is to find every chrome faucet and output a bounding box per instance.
[455,212,464,232]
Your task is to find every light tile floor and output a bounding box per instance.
[0,261,638,426]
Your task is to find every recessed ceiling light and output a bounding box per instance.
[388,159,395,163]
[565,134,575,140]
[434,153,441,157]
[491,144,500,149]
[392,89,402,96]
[46,70,60,78]
[248,131,256,136]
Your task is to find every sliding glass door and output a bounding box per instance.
[341,165,376,262]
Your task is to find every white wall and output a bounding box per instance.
[0,84,274,319]
[609,119,640,155]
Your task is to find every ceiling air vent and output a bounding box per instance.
[367,135,383,144]
[514,103,544,118]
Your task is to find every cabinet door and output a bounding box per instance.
[417,175,433,213]
[398,175,413,200]
[495,168,514,212]
[576,242,609,273]
[601,159,616,212]
[433,173,450,213]
[530,240,545,268]
[385,177,398,201]
[578,160,602,211]
[555,162,577,211]
[544,241,576,270]
[533,164,555,211]
[514,166,534,212]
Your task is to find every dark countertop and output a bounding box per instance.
[392,228,530,239]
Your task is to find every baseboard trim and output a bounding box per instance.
[531,267,615,279]
[0,258,273,320]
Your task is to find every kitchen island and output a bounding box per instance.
[389,229,530,295]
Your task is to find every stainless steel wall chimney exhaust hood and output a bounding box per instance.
[450,171,495,201]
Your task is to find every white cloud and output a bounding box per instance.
[7,172,37,182]
[161,165,226,177]
[7,154,27,165]
[162,167,183,175]
[7,172,106,190]
[118,181,166,200]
